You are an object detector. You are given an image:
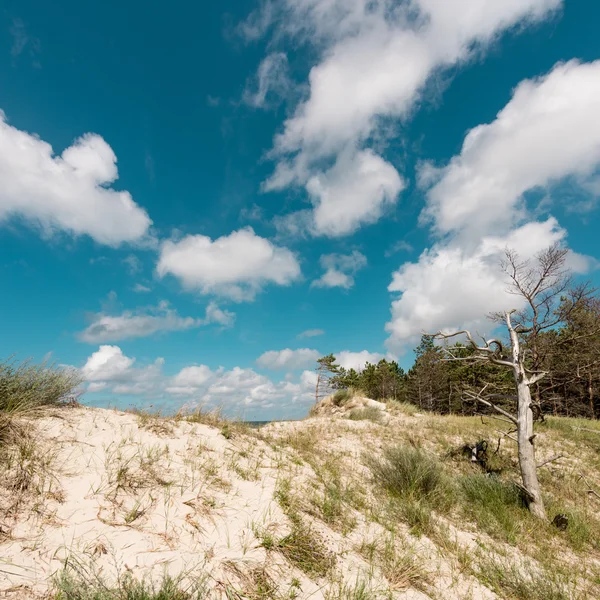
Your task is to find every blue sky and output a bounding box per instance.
[1,0,599,419]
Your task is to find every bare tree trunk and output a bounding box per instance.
[315,374,321,404]
[589,371,595,418]
[508,314,546,520]
[516,381,545,519]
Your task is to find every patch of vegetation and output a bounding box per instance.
[332,389,353,407]
[387,400,419,416]
[0,357,81,415]
[0,357,80,529]
[459,473,529,543]
[276,522,336,578]
[366,445,446,500]
[309,459,358,534]
[133,410,175,436]
[359,535,430,591]
[53,566,208,600]
[0,357,81,446]
[324,579,376,600]
[269,478,336,578]
[365,445,453,536]
[346,407,383,423]
[184,406,250,437]
[474,554,574,600]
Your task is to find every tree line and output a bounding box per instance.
[319,246,600,419]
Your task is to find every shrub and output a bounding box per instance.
[459,474,529,542]
[366,446,445,500]
[332,388,353,406]
[0,357,81,449]
[0,357,82,414]
[346,407,383,423]
[53,569,208,600]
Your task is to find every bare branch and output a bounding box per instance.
[463,389,518,425]
[493,429,518,443]
[477,413,515,426]
[578,473,600,501]
[536,455,564,469]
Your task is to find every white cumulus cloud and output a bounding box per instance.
[248,0,562,237]
[256,348,321,370]
[78,300,235,343]
[336,350,387,371]
[312,250,367,289]
[385,219,591,351]
[422,59,600,240]
[156,227,301,301]
[386,59,600,352]
[0,111,151,245]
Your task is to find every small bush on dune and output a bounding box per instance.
[53,568,208,600]
[0,357,81,415]
[366,446,445,500]
[347,407,383,423]
[332,388,354,406]
[0,357,81,447]
[459,474,529,542]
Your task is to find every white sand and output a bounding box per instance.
[0,406,496,599]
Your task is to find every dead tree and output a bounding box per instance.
[435,316,547,519]
[433,244,578,520]
[314,354,341,404]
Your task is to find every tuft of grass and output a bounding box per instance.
[0,357,81,447]
[53,564,208,600]
[134,410,174,436]
[184,406,250,438]
[332,389,353,407]
[387,400,419,416]
[474,554,574,600]
[459,473,529,542]
[359,535,430,591]
[269,478,336,578]
[324,579,376,600]
[366,446,445,500]
[365,445,455,535]
[346,407,383,423]
[276,522,336,578]
[0,356,82,415]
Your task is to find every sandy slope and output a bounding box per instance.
[1,403,568,599]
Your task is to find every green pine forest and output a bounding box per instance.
[319,274,600,419]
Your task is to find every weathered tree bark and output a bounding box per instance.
[434,310,548,520]
[507,313,546,519]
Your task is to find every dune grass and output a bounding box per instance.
[53,568,208,600]
[0,356,81,414]
[346,407,383,423]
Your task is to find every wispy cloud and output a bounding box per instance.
[297,328,324,339]
[311,251,367,290]
[10,18,41,68]
[78,300,235,343]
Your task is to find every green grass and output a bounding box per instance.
[346,407,383,423]
[366,445,446,500]
[365,445,453,536]
[474,554,575,600]
[53,568,208,600]
[459,473,529,543]
[269,478,336,578]
[276,522,336,578]
[0,357,81,414]
[332,389,353,406]
[0,357,81,445]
